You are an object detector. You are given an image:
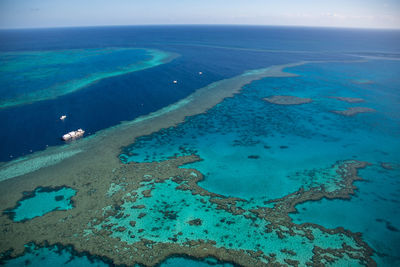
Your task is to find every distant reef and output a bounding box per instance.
[329,96,365,103]
[263,95,312,105]
[332,107,376,116]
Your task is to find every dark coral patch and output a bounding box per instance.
[187,219,202,226]
[55,196,64,201]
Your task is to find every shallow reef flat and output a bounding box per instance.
[0,156,375,266]
[332,107,376,116]
[329,96,365,103]
[351,79,374,85]
[380,162,400,170]
[263,95,312,105]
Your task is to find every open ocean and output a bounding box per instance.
[0,26,399,266]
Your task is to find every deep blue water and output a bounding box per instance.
[0,26,399,161]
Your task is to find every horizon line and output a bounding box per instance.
[1,23,400,31]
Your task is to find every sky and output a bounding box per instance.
[0,0,400,29]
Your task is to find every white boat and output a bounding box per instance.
[60,115,67,121]
[173,80,178,84]
[199,72,203,75]
[62,129,85,141]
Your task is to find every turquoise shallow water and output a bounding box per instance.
[290,166,400,266]
[120,59,400,264]
[1,243,230,267]
[89,169,368,266]
[6,187,76,222]
[121,60,400,198]
[1,244,108,267]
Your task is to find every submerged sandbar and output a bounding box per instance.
[329,96,365,103]
[351,79,374,85]
[332,107,376,116]
[263,95,312,105]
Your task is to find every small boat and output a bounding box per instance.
[62,129,85,141]
[173,80,178,84]
[199,72,203,75]
[60,115,67,121]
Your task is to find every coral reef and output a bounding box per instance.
[332,107,375,116]
[0,156,375,266]
[263,95,312,105]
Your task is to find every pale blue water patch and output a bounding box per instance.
[1,243,108,267]
[0,48,173,108]
[290,165,400,266]
[6,186,76,222]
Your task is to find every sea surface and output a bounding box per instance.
[0,26,399,266]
